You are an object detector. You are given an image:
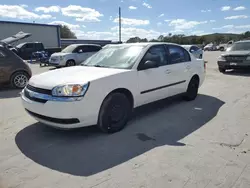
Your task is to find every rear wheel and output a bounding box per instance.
[98,93,132,133]
[66,60,75,67]
[219,67,226,73]
[10,71,30,89]
[184,76,199,101]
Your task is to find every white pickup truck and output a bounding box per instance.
[217,40,234,51]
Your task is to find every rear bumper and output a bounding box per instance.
[217,61,250,69]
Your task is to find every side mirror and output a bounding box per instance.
[143,60,158,70]
[190,49,194,53]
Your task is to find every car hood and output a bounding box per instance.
[28,66,130,89]
[222,51,250,56]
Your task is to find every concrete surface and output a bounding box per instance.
[1,51,250,188]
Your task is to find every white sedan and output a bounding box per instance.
[21,43,205,133]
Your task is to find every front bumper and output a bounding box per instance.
[21,88,97,129]
[49,58,66,66]
[217,61,250,69]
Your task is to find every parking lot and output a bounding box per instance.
[1,51,250,188]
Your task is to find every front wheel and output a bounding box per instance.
[184,77,199,101]
[98,93,132,133]
[219,67,226,73]
[10,71,30,89]
[66,60,75,67]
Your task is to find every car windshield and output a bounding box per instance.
[81,45,145,69]
[16,43,24,49]
[228,42,250,51]
[61,45,77,53]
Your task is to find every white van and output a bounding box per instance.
[49,44,102,67]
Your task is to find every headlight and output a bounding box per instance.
[246,56,250,60]
[59,56,65,60]
[52,83,89,97]
[218,55,226,61]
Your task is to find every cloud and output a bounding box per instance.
[111,26,160,41]
[61,5,103,22]
[48,21,80,29]
[158,13,164,17]
[201,9,211,13]
[129,6,137,10]
[233,6,246,11]
[224,15,248,20]
[20,4,28,8]
[142,2,152,8]
[35,6,61,13]
[157,22,162,26]
[164,19,171,22]
[213,24,250,30]
[210,20,216,22]
[113,17,150,26]
[221,6,231,11]
[169,19,207,30]
[0,5,53,20]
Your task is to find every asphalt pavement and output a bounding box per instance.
[1,51,250,188]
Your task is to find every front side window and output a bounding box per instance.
[229,42,250,51]
[140,45,168,68]
[82,45,145,69]
[168,45,190,64]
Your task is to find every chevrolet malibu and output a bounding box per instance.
[21,43,205,133]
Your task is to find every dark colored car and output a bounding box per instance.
[15,42,61,60]
[217,40,250,73]
[0,43,32,89]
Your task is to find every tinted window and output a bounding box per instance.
[35,43,43,50]
[168,45,190,64]
[141,45,168,67]
[87,45,101,52]
[190,46,199,52]
[25,43,33,49]
[229,42,250,51]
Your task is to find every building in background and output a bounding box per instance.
[0,21,61,48]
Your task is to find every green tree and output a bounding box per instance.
[60,25,77,39]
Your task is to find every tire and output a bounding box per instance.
[184,76,199,101]
[98,92,132,133]
[10,71,30,89]
[220,47,224,51]
[219,67,226,73]
[66,60,76,67]
[199,54,202,59]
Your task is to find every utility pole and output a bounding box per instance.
[119,7,121,42]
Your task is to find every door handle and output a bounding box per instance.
[165,69,171,74]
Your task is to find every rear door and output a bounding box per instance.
[165,44,192,96]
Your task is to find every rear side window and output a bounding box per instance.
[168,45,191,64]
[84,45,102,52]
[191,46,199,52]
[25,43,33,49]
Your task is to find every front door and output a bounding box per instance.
[136,44,174,106]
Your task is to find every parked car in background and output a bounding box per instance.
[182,45,203,59]
[217,40,234,51]
[21,42,205,133]
[49,44,102,67]
[15,42,61,60]
[0,42,32,89]
[203,43,217,51]
[217,40,250,73]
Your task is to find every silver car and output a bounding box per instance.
[182,45,203,59]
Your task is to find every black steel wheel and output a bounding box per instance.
[98,93,132,133]
[184,76,199,101]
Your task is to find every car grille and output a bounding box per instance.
[26,84,52,95]
[24,84,52,103]
[224,55,247,62]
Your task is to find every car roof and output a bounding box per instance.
[235,40,250,43]
[69,44,102,47]
[104,42,184,48]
